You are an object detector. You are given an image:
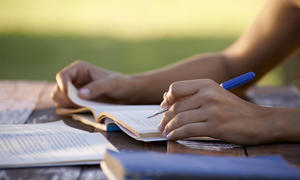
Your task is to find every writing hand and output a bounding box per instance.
[159,79,272,145]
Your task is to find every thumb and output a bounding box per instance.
[78,78,115,99]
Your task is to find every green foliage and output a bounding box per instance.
[0,0,284,85]
[0,34,234,81]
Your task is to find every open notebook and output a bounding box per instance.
[57,82,165,142]
[0,121,116,168]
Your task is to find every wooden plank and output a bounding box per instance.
[0,166,82,180]
[245,86,300,169]
[246,144,300,169]
[101,131,167,152]
[78,166,107,180]
[167,140,246,157]
[25,83,63,124]
[0,81,46,124]
[2,81,300,179]
[246,86,300,108]
[0,82,83,180]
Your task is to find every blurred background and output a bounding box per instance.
[0,0,290,85]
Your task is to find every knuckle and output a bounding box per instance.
[169,82,181,96]
[164,123,172,132]
[162,112,174,125]
[73,60,85,65]
[199,79,218,88]
[175,112,186,123]
[169,103,180,114]
[202,79,215,85]
[56,72,62,81]
[164,111,174,119]
[56,70,68,82]
[160,115,168,126]
[201,91,216,102]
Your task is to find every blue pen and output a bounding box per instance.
[147,72,256,118]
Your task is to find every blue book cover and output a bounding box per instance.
[103,150,300,180]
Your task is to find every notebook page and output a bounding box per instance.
[67,81,160,112]
[105,110,163,134]
[0,121,116,168]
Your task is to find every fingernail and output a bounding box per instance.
[79,88,90,98]
[162,131,167,137]
[166,133,171,140]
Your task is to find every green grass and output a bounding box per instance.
[0,34,235,81]
[0,0,284,85]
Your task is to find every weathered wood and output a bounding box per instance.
[25,83,63,124]
[246,144,300,169]
[167,140,246,157]
[0,82,83,180]
[246,86,300,108]
[1,81,300,180]
[0,167,82,180]
[78,166,107,180]
[0,81,46,124]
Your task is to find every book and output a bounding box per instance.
[101,150,300,180]
[57,82,167,142]
[57,82,217,142]
[0,121,116,168]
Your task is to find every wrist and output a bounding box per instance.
[128,73,152,104]
[270,108,300,142]
[256,106,300,143]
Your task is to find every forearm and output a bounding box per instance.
[130,53,233,104]
[272,108,300,143]
[258,107,300,143]
[223,0,300,80]
[129,0,300,104]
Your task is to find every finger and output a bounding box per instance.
[166,122,210,140]
[158,110,176,132]
[56,69,75,95]
[163,108,208,136]
[78,76,118,99]
[159,92,207,131]
[52,92,73,108]
[161,79,217,108]
[56,61,88,95]
[163,92,167,99]
[52,85,77,108]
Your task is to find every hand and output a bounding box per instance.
[51,60,142,108]
[158,79,274,145]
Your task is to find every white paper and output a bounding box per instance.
[0,121,116,168]
[107,110,162,133]
[68,81,160,112]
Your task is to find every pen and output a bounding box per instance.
[147,72,256,118]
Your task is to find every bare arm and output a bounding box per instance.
[132,0,300,103]
[53,0,300,106]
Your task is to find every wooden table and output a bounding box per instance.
[1,81,300,180]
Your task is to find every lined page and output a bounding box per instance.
[0,121,116,168]
[106,110,163,134]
